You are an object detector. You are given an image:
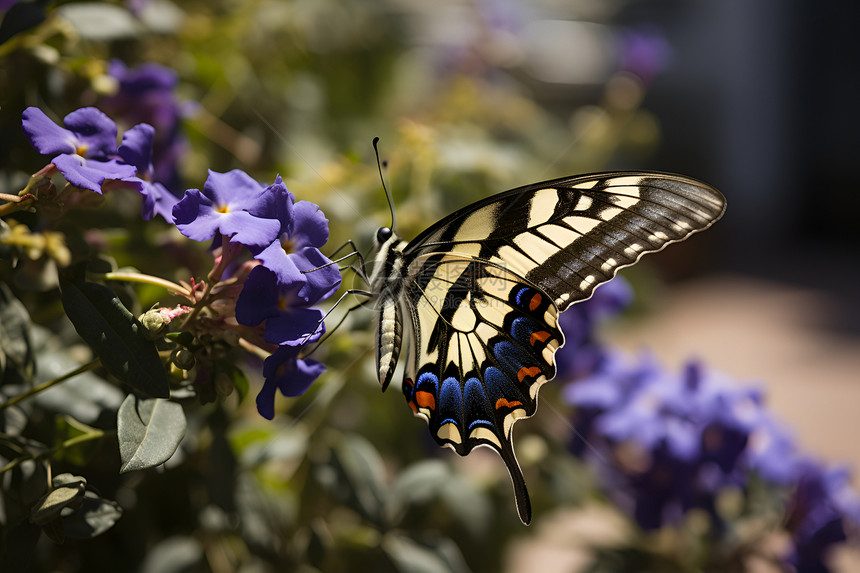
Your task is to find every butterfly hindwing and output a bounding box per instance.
[373,171,726,524]
[400,257,562,523]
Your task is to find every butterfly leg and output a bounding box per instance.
[298,288,374,355]
[306,239,369,283]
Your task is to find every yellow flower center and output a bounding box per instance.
[281,238,294,254]
[216,205,230,214]
[75,144,89,157]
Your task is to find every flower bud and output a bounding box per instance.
[139,309,167,340]
[172,348,196,370]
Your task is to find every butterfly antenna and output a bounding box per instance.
[373,137,397,232]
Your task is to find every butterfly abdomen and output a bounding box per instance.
[371,231,409,391]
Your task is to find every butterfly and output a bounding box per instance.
[363,170,726,524]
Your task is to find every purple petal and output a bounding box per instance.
[292,200,330,249]
[117,123,155,173]
[263,307,324,346]
[267,175,294,230]
[258,345,326,414]
[22,107,77,156]
[140,181,180,222]
[253,240,307,291]
[235,266,281,326]
[173,184,281,249]
[202,169,279,216]
[255,377,278,420]
[217,211,282,250]
[61,107,119,158]
[563,373,622,408]
[109,59,177,92]
[53,155,137,194]
[295,247,341,302]
[283,355,326,396]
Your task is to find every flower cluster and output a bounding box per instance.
[173,169,341,418]
[21,106,178,222]
[19,105,341,419]
[563,352,860,570]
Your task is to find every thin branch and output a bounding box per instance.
[0,359,100,413]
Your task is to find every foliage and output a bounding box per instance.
[0,1,857,572]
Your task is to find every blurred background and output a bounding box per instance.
[1,0,859,571]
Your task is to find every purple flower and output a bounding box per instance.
[21,107,138,193]
[746,417,804,485]
[616,27,672,84]
[256,345,326,420]
[566,349,860,566]
[101,60,187,192]
[125,0,151,15]
[235,266,325,347]
[784,461,860,572]
[172,170,282,250]
[566,353,776,530]
[250,182,341,300]
[117,123,179,222]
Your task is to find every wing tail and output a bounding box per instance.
[499,437,532,525]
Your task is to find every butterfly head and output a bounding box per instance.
[375,226,393,246]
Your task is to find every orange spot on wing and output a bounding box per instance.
[517,366,542,383]
[530,331,551,346]
[495,397,523,410]
[415,390,436,410]
[529,293,542,311]
[408,401,418,413]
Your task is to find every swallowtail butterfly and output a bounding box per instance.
[366,171,726,524]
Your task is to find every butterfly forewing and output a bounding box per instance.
[373,171,726,524]
[404,172,726,311]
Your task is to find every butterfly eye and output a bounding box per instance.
[376,227,392,244]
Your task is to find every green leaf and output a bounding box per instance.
[381,532,472,573]
[221,363,249,404]
[62,493,123,539]
[138,536,203,573]
[0,282,35,387]
[30,474,87,526]
[388,460,491,536]
[0,0,48,46]
[60,269,169,398]
[117,395,186,473]
[324,433,387,524]
[55,3,143,41]
[33,349,124,424]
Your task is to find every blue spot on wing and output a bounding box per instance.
[417,371,439,393]
[438,377,462,430]
[494,340,540,380]
[484,366,528,409]
[464,377,495,433]
[514,286,532,308]
[511,316,545,347]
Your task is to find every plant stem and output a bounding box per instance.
[0,428,108,475]
[103,271,189,295]
[0,359,100,413]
